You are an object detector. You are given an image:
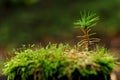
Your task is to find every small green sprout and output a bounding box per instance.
[74,11,99,29]
[74,11,100,51]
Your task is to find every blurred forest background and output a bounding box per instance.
[0,0,120,60]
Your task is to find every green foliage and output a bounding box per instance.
[3,44,68,80]
[3,44,117,80]
[74,11,99,29]
[74,11,100,51]
[92,46,117,74]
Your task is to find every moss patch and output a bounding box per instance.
[3,44,117,80]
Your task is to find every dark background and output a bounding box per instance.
[0,0,120,60]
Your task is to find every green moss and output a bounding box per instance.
[3,44,117,80]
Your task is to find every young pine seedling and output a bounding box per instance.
[74,11,100,51]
